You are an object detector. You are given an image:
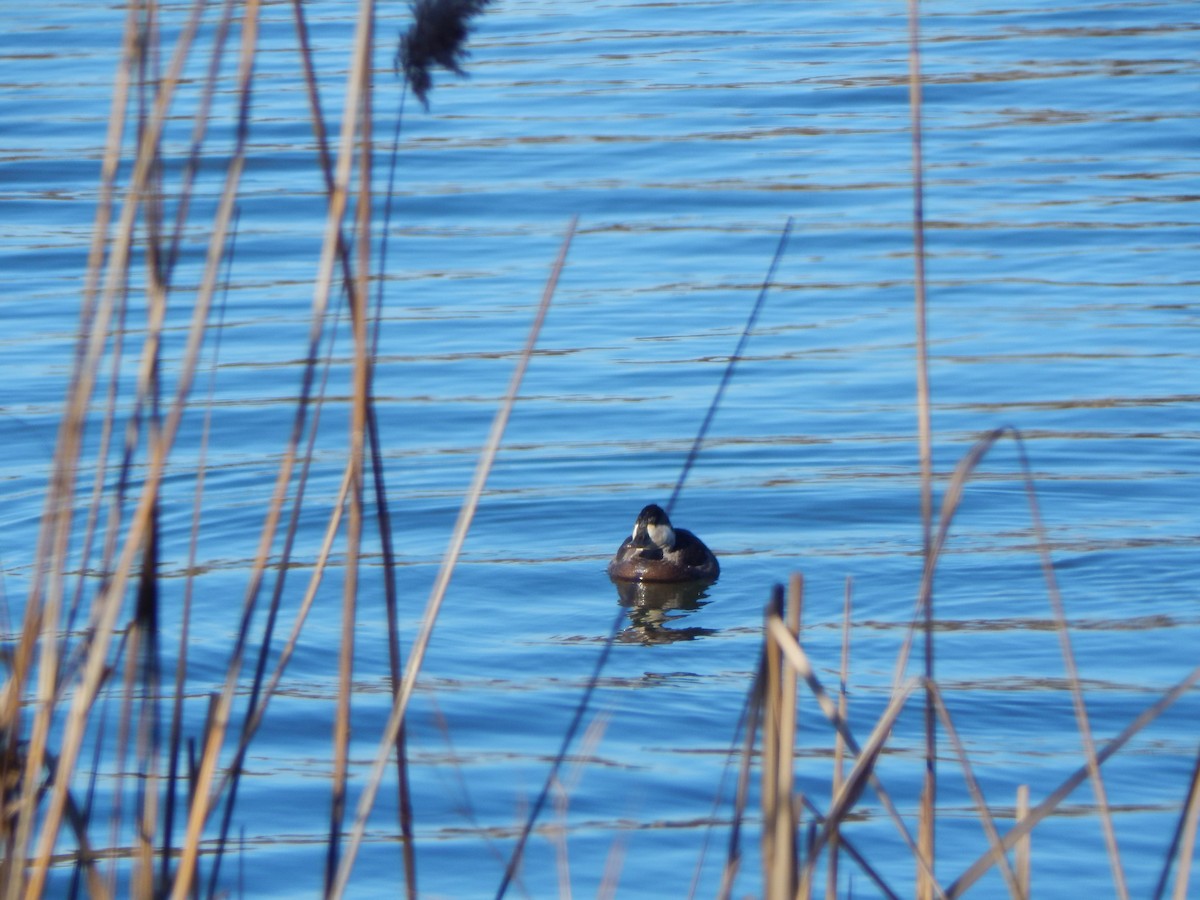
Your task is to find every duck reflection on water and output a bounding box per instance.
[608,504,719,644]
[612,578,715,644]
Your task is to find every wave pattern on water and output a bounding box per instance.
[1,0,1197,896]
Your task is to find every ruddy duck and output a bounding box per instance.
[607,504,719,583]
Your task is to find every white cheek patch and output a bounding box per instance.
[648,522,675,549]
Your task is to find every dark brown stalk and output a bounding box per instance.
[665,218,792,517]
[1152,742,1200,899]
[369,50,417,891]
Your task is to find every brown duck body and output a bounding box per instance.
[607,504,719,583]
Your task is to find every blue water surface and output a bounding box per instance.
[0,0,1197,896]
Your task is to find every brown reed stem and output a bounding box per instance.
[325,3,377,888]
[949,659,1200,896]
[1015,442,1127,898]
[927,683,1021,897]
[768,618,936,893]
[826,577,852,900]
[906,0,935,885]
[1015,785,1030,895]
[761,587,783,893]
[331,216,578,898]
[774,575,800,899]
[799,794,901,900]
[16,1,217,893]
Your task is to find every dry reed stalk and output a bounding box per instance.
[905,0,935,886]
[800,790,903,900]
[1015,785,1030,893]
[53,0,144,644]
[770,577,801,899]
[207,453,356,834]
[92,3,268,896]
[761,587,783,892]
[1170,788,1200,900]
[325,3,378,887]
[552,774,573,900]
[765,617,935,892]
[894,426,1129,896]
[597,825,631,900]
[195,0,383,875]
[330,216,578,898]
[947,659,1200,895]
[205,294,348,895]
[800,674,923,880]
[1013,438,1127,897]
[278,11,415,882]
[160,235,232,891]
[926,683,1021,897]
[826,577,852,900]
[551,710,611,899]
[13,2,227,894]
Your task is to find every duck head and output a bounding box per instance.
[630,503,676,552]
